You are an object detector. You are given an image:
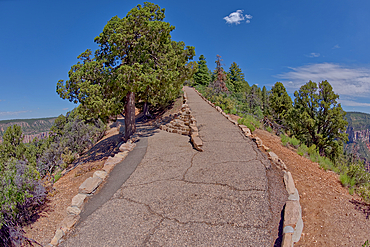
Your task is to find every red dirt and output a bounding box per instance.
[254,129,370,246]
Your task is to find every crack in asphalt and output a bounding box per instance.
[181,152,198,181]
[178,179,266,193]
[142,218,164,246]
[121,197,269,230]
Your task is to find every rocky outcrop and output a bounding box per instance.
[0,118,55,143]
[347,126,370,143]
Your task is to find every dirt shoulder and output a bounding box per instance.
[254,129,370,246]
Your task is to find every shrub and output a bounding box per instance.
[289,137,300,148]
[37,110,106,177]
[280,134,289,146]
[238,115,261,133]
[0,159,46,246]
[266,126,273,133]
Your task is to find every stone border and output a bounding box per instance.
[192,88,303,247]
[48,137,138,246]
[159,90,203,152]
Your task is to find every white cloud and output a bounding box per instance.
[338,99,370,107]
[332,44,340,49]
[224,10,252,25]
[307,53,320,58]
[0,110,30,116]
[277,63,370,99]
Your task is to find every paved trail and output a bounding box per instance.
[62,87,286,246]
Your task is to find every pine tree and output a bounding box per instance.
[227,62,250,93]
[193,55,211,86]
[262,86,270,115]
[268,82,292,124]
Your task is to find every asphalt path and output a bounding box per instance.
[61,87,287,246]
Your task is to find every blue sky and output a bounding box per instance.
[1,0,370,120]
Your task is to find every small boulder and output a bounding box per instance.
[119,142,136,152]
[78,177,102,194]
[60,215,80,232]
[252,136,263,147]
[50,229,64,246]
[268,152,287,170]
[93,170,108,180]
[67,206,81,215]
[71,193,87,208]
[284,171,296,195]
[191,134,203,152]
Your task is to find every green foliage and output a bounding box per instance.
[0,159,46,246]
[262,86,269,115]
[289,80,348,160]
[0,125,26,166]
[279,134,300,148]
[346,112,370,131]
[266,126,273,133]
[193,55,211,86]
[57,2,195,125]
[289,137,300,148]
[227,62,250,93]
[38,109,106,177]
[53,171,62,183]
[363,240,370,247]
[268,82,292,125]
[280,134,289,146]
[238,115,261,132]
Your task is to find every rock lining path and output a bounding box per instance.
[61,87,287,246]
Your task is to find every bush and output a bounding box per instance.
[37,110,106,177]
[280,134,289,146]
[266,126,273,133]
[289,137,300,148]
[0,159,46,246]
[238,115,261,133]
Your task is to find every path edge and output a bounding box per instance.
[190,86,303,247]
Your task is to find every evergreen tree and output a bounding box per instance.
[0,125,25,165]
[290,80,348,159]
[57,2,195,139]
[193,55,211,86]
[227,62,250,93]
[246,84,263,117]
[268,82,292,124]
[262,86,269,115]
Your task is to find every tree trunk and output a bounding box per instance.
[143,102,152,118]
[125,91,136,140]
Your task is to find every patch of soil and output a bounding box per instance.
[254,129,370,246]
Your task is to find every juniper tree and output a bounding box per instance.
[57,2,195,139]
[290,80,348,159]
